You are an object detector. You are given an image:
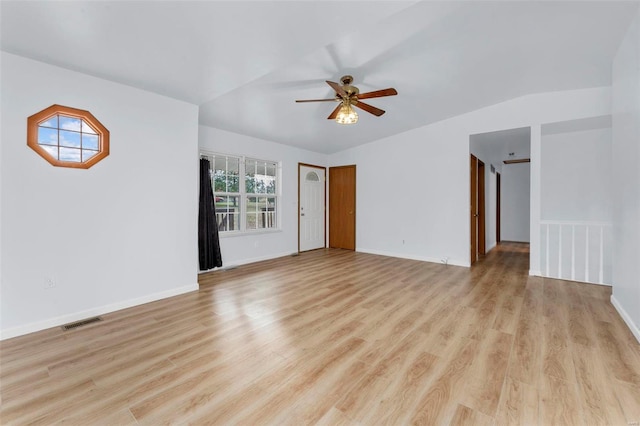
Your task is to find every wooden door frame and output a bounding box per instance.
[298,163,326,253]
[496,172,501,244]
[470,155,486,264]
[478,160,486,255]
[470,155,478,264]
[329,165,356,250]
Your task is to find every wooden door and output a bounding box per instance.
[329,165,356,250]
[470,155,478,264]
[299,164,326,252]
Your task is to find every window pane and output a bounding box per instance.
[227,175,239,193]
[214,156,227,174]
[265,176,276,194]
[255,176,266,194]
[59,115,81,132]
[226,213,240,231]
[38,127,58,145]
[59,130,81,148]
[216,210,239,232]
[81,120,97,134]
[246,213,258,230]
[213,171,226,192]
[257,161,266,176]
[245,158,257,194]
[246,159,256,177]
[266,163,277,177]
[82,149,98,162]
[82,133,99,150]
[215,195,239,210]
[40,116,58,129]
[41,145,58,159]
[59,147,81,162]
[228,157,240,175]
[214,195,239,232]
[264,200,276,228]
[246,177,256,194]
[246,196,258,213]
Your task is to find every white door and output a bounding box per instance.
[299,164,325,251]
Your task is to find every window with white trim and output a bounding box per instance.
[202,152,280,233]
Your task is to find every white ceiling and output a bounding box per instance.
[1,1,637,154]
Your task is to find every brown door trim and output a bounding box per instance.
[470,155,478,264]
[478,160,486,255]
[298,163,327,253]
[496,172,501,244]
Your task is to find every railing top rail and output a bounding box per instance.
[540,220,612,227]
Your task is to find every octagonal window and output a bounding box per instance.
[27,104,110,169]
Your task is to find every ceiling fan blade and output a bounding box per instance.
[327,104,342,120]
[356,88,398,100]
[326,80,347,98]
[354,101,385,117]
[295,99,338,103]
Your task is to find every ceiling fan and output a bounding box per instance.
[295,75,397,124]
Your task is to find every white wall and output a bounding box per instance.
[501,163,531,242]
[611,9,640,343]
[0,53,200,339]
[198,125,327,267]
[541,126,612,222]
[329,87,611,267]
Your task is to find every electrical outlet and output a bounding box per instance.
[44,277,56,289]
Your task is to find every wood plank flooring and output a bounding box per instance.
[1,243,639,425]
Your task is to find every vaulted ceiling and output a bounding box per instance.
[1,1,637,154]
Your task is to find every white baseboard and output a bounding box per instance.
[356,248,470,268]
[0,283,199,341]
[198,251,297,273]
[611,295,640,344]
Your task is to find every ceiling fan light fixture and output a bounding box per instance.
[335,102,358,125]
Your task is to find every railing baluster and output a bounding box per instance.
[571,224,575,281]
[585,226,590,283]
[558,224,563,279]
[599,226,604,285]
[545,224,550,277]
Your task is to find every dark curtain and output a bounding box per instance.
[198,158,223,270]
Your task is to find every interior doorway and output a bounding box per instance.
[470,154,486,264]
[329,165,356,250]
[298,163,326,252]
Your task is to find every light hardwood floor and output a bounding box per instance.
[1,243,639,425]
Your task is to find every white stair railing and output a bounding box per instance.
[540,220,612,285]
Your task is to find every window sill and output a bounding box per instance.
[219,229,282,238]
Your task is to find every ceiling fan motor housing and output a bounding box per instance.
[340,75,359,98]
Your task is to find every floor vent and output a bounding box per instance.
[61,316,102,331]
